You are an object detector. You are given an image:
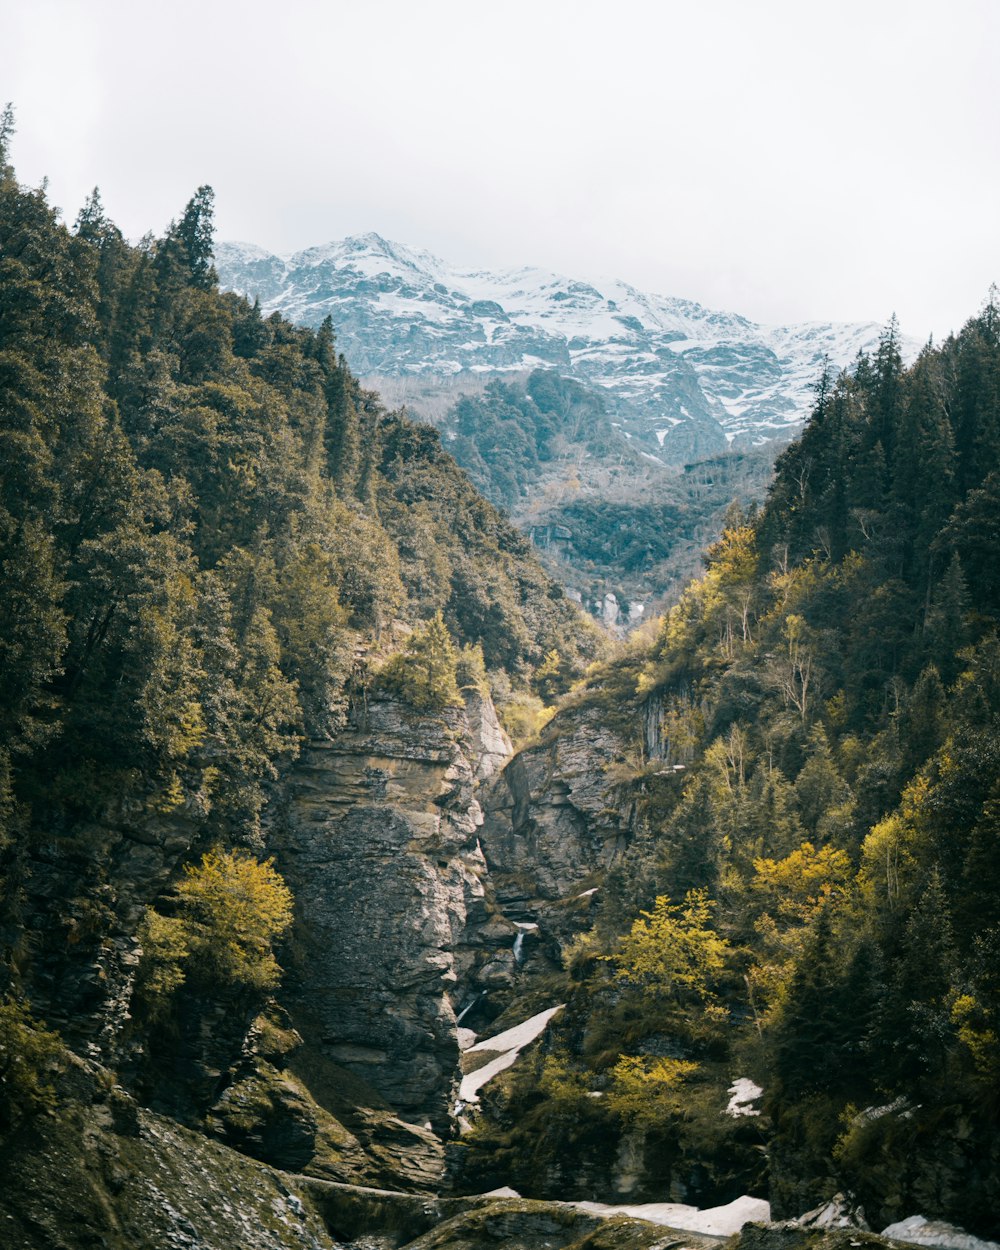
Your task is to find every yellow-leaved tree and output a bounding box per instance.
[601,890,729,1126]
[137,848,294,1016]
[745,840,851,1018]
[609,888,730,1003]
[176,848,293,991]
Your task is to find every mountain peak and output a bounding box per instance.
[216,236,918,459]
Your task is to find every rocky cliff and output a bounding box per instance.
[479,703,633,906]
[269,692,512,1139]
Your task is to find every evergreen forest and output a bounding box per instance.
[460,304,1000,1237]
[0,114,604,864]
[1,107,999,1249]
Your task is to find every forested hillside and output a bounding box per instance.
[433,369,777,624]
[461,306,1000,1236]
[0,118,604,1086]
[0,123,605,823]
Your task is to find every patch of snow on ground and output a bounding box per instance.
[573,1194,770,1235]
[880,1216,1000,1250]
[794,1192,869,1229]
[856,1094,910,1124]
[726,1077,763,1117]
[460,1006,565,1101]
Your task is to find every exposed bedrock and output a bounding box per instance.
[270,692,512,1135]
[477,703,634,911]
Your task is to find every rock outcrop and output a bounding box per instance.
[0,1048,735,1250]
[270,692,512,1142]
[0,1054,339,1250]
[478,703,632,907]
[5,798,203,1068]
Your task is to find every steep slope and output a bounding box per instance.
[0,140,605,1233]
[216,233,911,462]
[453,301,1000,1237]
[422,369,779,626]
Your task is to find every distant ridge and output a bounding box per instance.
[216,234,917,464]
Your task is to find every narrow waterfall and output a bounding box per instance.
[513,921,539,965]
[455,993,483,1025]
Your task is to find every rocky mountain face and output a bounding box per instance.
[4,674,631,1186]
[215,234,902,465]
[481,707,629,903]
[1,681,655,1246]
[270,693,512,1138]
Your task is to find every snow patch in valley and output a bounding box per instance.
[459,1005,565,1101]
[573,1193,771,1236]
[726,1077,763,1117]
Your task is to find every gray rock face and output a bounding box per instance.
[271,693,512,1133]
[478,703,632,907]
[0,1056,339,1250]
[8,801,204,1067]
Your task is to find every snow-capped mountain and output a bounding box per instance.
[216,234,906,463]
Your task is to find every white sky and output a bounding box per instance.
[3,0,998,340]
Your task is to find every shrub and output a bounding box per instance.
[175,848,294,991]
[498,693,554,744]
[609,889,730,1003]
[607,1054,698,1127]
[0,999,63,1130]
[135,909,190,1018]
[136,848,295,1010]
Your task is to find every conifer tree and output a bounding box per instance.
[0,103,14,175]
[159,184,217,290]
[376,612,464,711]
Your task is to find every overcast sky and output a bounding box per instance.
[3,0,998,340]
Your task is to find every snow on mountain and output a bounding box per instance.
[215,234,912,463]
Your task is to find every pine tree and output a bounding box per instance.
[317,317,361,488]
[376,612,464,710]
[157,185,217,291]
[769,907,846,1099]
[0,103,14,176]
[875,868,958,1089]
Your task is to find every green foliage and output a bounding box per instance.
[498,693,555,744]
[136,848,294,1014]
[444,372,620,510]
[375,611,464,710]
[174,848,294,992]
[134,909,190,1017]
[608,889,729,1003]
[606,1054,698,1127]
[533,648,576,703]
[455,641,489,694]
[0,999,63,1130]
[0,148,602,1031]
